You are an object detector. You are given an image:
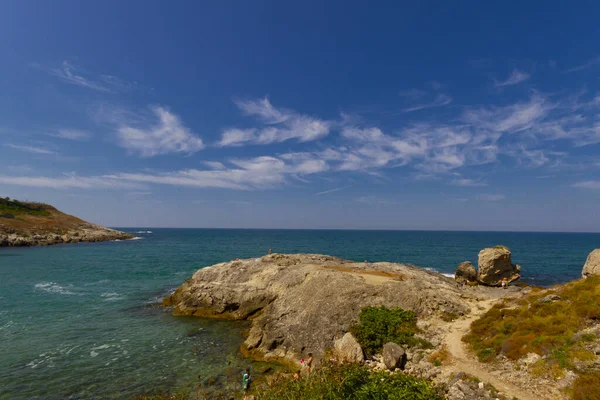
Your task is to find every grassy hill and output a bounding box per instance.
[0,197,132,246]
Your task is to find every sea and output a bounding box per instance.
[1,228,598,399]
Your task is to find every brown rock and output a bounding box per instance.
[382,342,406,370]
[333,332,364,364]
[455,261,477,282]
[582,249,600,278]
[477,246,520,286]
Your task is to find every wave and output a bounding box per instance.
[423,268,455,279]
[128,237,143,241]
[34,282,78,295]
[135,231,153,234]
[101,292,125,301]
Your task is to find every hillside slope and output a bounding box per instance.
[0,197,133,246]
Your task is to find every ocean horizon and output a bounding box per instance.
[1,228,597,399]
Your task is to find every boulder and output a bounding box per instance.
[582,249,600,278]
[455,261,477,282]
[333,332,364,364]
[382,342,406,371]
[477,246,520,286]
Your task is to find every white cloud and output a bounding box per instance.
[564,56,600,73]
[115,106,204,157]
[315,186,350,196]
[203,161,227,170]
[402,94,452,112]
[218,98,331,146]
[450,178,487,187]
[478,194,505,201]
[40,60,138,93]
[47,61,112,92]
[51,129,92,141]
[0,174,138,189]
[5,144,56,155]
[495,69,531,87]
[572,180,600,190]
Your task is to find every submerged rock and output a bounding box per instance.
[477,246,520,286]
[164,253,471,364]
[582,249,600,278]
[455,261,477,283]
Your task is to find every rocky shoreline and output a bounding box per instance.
[0,227,134,247]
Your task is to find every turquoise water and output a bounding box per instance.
[1,229,598,399]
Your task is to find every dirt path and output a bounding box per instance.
[442,298,551,400]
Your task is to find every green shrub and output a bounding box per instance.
[350,306,431,357]
[259,362,443,400]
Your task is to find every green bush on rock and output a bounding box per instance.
[351,306,432,357]
[259,362,443,400]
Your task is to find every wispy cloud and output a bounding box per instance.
[355,196,400,205]
[217,98,331,146]
[402,94,452,112]
[315,186,350,196]
[495,69,530,87]
[450,178,487,187]
[5,144,56,155]
[572,180,600,190]
[478,194,505,201]
[112,106,204,157]
[0,174,139,190]
[37,60,141,93]
[564,56,600,73]
[50,128,92,141]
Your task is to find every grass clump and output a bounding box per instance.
[259,362,443,400]
[463,275,600,379]
[428,345,450,366]
[351,306,432,357]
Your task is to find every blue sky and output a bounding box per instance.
[1,1,600,231]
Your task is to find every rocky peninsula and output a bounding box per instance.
[165,251,600,400]
[0,197,133,247]
[163,253,522,364]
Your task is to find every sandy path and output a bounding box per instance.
[443,298,551,400]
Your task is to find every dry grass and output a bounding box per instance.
[428,344,451,366]
[463,275,600,397]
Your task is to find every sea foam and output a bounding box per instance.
[34,282,77,295]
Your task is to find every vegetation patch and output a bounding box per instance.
[0,198,52,216]
[463,276,600,395]
[351,306,432,357]
[428,344,450,366]
[571,372,600,400]
[258,362,444,400]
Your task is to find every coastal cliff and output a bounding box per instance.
[0,197,133,247]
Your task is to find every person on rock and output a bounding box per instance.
[241,368,252,399]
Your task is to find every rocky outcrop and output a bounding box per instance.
[455,261,477,282]
[333,332,364,364]
[164,253,472,364]
[477,246,520,286]
[582,249,600,278]
[382,342,406,371]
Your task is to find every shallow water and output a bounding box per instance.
[1,229,598,399]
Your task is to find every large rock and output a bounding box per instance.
[582,249,600,278]
[455,261,477,282]
[477,246,520,286]
[333,332,364,364]
[164,254,472,364]
[382,342,406,370]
